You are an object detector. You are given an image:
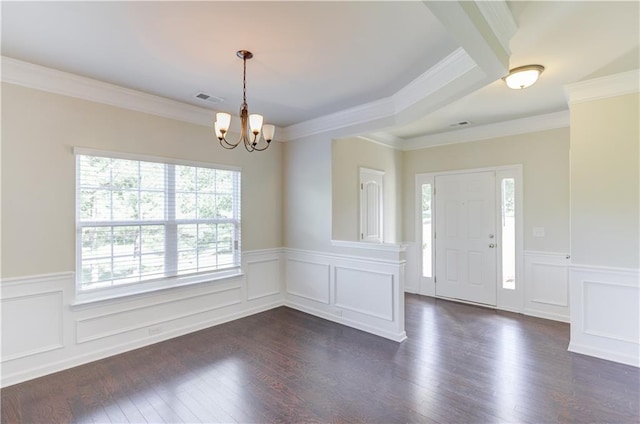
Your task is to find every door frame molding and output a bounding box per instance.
[415,164,524,313]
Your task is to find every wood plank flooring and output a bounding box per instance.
[2,294,639,423]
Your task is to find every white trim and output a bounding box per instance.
[414,165,525,313]
[564,69,640,104]
[73,146,243,172]
[568,342,639,368]
[284,300,406,343]
[76,288,242,344]
[356,134,405,150]
[392,48,477,113]
[1,299,284,388]
[570,263,640,277]
[475,0,517,56]
[285,247,406,266]
[0,271,74,287]
[330,240,406,253]
[524,250,571,259]
[402,111,570,151]
[1,56,214,127]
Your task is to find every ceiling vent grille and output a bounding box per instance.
[194,92,224,104]
[449,121,471,127]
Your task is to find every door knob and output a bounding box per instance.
[489,243,495,248]
[489,234,495,239]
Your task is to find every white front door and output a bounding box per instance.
[435,171,497,305]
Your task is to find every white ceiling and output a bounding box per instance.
[2,1,639,145]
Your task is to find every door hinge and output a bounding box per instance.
[361,183,363,190]
[234,240,239,250]
[361,233,364,239]
[434,276,437,283]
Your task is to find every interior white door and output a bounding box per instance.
[359,168,384,243]
[435,171,497,305]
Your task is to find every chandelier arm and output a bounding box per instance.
[249,141,271,152]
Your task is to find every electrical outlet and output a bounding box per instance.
[148,326,162,336]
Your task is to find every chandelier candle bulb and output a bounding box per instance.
[216,113,231,133]
[249,114,264,134]
[262,124,275,142]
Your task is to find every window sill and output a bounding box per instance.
[71,268,244,310]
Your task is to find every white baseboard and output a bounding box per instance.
[284,300,406,342]
[568,341,639,368]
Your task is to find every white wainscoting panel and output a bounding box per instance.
[1,290,64,361]
[284,248,406,342]
[524,251,570,322]
[0,249,284,387]
[569,264,640,367]
[286,259,331,304]
[334,267,394,321]
[245,250,283,301]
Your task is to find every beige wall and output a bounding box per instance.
[403,128,570,253]
[332,137,402,242]
[569,92,639,269]
[283,133,333,252]
[1,83,283,278]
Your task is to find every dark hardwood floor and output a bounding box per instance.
[2,294,639,423]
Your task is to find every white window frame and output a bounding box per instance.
[74,147,242,304]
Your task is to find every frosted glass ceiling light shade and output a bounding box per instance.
[213,50,275,152]
[503,65,545,90]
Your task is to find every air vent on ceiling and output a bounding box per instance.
[449,121,471,127]
[194,92,224,104]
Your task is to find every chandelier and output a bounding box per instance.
[214,50,275,152]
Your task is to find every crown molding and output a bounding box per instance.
[401,110,570,151]
[1,56,217,126]
[355,133,405,150]
[282,48,477,142]
[392,48,476,113]
[475,0,517,56]
[564,69,640,105]
[281,97,395,142]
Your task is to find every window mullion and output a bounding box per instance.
[165,164,178,277]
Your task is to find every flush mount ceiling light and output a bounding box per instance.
[214,50,275,152]
[503,65,545,90]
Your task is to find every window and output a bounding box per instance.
[421,183,432,278]
[501,178,515,289]
[76,150,241,294]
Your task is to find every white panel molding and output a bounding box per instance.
[582,280,639,344]
[285,259,331,304]
[1,299,283,388]
[402,111,570,151]
[286,247,405,266]
[523,251,570,322]
[1,291,65,362]
[569,263,640,367]
[334,266,394,321]
[246,259,282,301]
[0,248,285,387]
[75,287,242,343]
[564,69,640,104]
[284,248,406,342]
